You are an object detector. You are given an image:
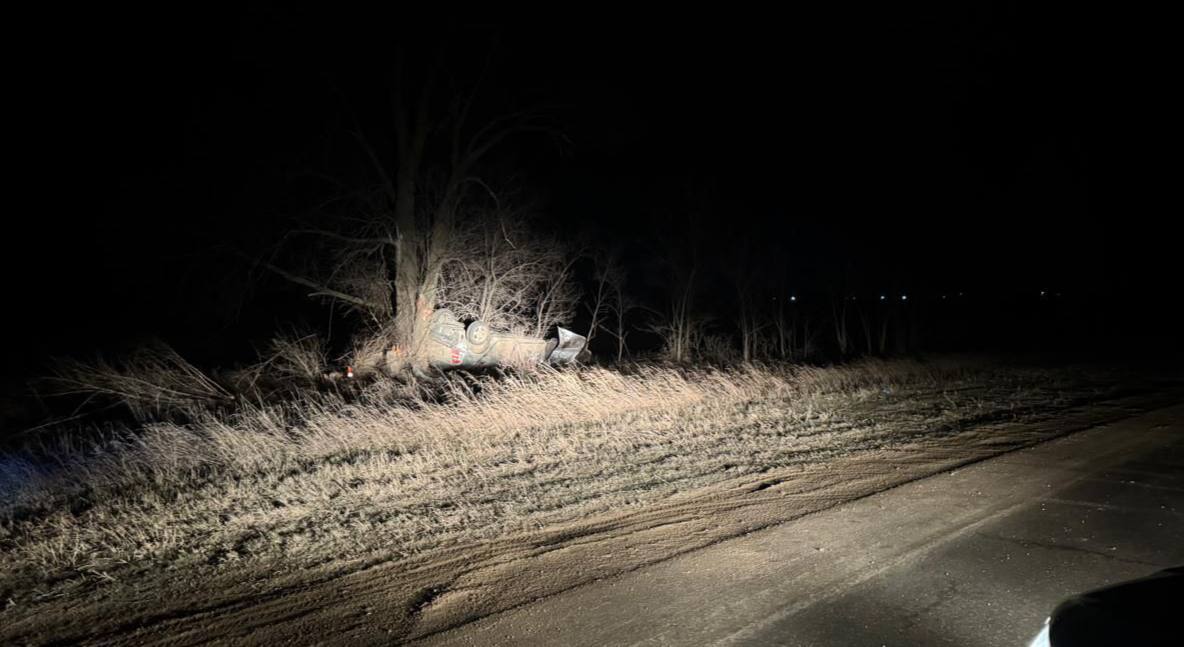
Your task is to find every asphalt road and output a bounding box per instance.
[424,403,1184,647]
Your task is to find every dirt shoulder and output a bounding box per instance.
[3,383,1180,645]
[423,402,1184,647]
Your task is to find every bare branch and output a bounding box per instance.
[244,253,382,311]
[290,229,395,247]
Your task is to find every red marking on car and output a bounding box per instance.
[450,348,462,365]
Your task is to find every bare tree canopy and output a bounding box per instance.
[437,212,580,337]
[250,45,575,373]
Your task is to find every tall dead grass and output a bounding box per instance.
[8,363,790,515]
[46,342,233,421]
[1,356,1100,605]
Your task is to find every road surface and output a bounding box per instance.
[423,403,1184,647]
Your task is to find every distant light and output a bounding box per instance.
[901,295,908,301]
[790,295,797,302]
[880,295,886,301]
[941,295,947,300]
[1040,290,1047,297]
[958,292,964,297]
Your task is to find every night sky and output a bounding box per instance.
[6,4,1176,381]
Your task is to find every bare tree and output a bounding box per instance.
[770,262,800,361]
[381,86,553,371]
[879,308,891,354]
[774,295,799,361]
[801,314,818,360]
[857,300,874,355]
[831,297,851,357]
[253,53,566,373]
[643,203,713,363]
[853,297,892,356]
[603,277,635,363]
[583,249,619,346]
[586,249,634,362]
[645,268,705,363]
[729,255,764,363]
[531,251,582,338]
[436,211,579,336]
[736,283,763,362]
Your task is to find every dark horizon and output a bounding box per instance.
[6,5,1177,384]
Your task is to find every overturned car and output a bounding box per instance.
[421,309,586,370]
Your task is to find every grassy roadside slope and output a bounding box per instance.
[1,358,1179,643]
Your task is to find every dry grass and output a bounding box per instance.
[45,342,233,421]
[0,357,1144,607]
[223,330,332,399]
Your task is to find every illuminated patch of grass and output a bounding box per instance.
[0,358,1140,605]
